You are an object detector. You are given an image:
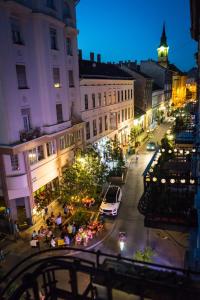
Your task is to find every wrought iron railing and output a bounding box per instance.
[1,248,200,300]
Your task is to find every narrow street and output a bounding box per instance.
[84,122,187,268]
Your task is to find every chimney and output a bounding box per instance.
[90,52,94,61]
[78,49,82,60]
[97,53,101,63]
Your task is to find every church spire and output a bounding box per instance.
[157,22,169,67]
[160,22,168,47]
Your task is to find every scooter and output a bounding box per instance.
[119,232,126,251]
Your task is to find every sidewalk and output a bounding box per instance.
[0,216,115,275]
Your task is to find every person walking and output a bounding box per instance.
[63,204,68,217]
[135,150,139,162]
[0,248,5,262]
[13,220,20,241]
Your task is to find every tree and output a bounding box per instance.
[130,125,141,147]
[59,148,108,206]
[133,247,155,263]
[104,138,124,169]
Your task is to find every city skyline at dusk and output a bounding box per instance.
[77,0,197,71]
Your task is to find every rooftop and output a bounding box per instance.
[79,60,134,80]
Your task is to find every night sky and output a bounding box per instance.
[77,0,197,72]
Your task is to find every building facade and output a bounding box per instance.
[119,63,153,129]
[79,57,134,156]
[0,0,83,225]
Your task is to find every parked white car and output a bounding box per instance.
[99,185,122,216]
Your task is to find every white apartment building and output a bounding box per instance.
[79,56,134,156]
[0,0,83,225]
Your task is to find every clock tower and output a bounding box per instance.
[157,23,169,67]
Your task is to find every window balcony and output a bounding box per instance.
[19,127,41,143]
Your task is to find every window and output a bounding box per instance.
[10,154,19,171]
[60,136,65,150]
[68,70,74,87]
[46,141,55,156]
[38,145,44,161]
[93,119,97,136]
[86,122,90,140]
[128,89,130,99]
[121,90,123,101]
[122,110,124,122]
[105,115,108,130]
[131,89,133,98]
[113,90,116,103]
[50,28,57,50]
[84,94,88,110]
[21,108,31,132]
[28,145,44,165]
[92,94,95,108]
[125,90,127,100]
[98,93,101,107]
[11,18,23,44]
[46,0,55,9]
[66,37,72,55]
[118,112,120,124]
[125,108,127,120]
[128,107,130,119]
[16,65,28,89]
[118,91,120,102]
[104,92,106,105]
[53,67,61,88]
[56,103,63,123]
[99,117,102,133]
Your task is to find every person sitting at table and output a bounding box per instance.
[55,213,62,230]
[64,234,70,246]
[50,236,56,248]
[75,233,82,245]
[67,223,73,237]
[32,230,37,239]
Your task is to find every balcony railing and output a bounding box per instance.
[19,127,41,143]
[1,248,200,300]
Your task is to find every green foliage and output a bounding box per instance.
[133,247,155,263]
[105,139,124,162]
[70,208,91,227]
[59,148,108,206]
[130,125,141,146]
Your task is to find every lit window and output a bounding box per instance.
[53,67,61,88]
[28,146,44,165]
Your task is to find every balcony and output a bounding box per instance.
[20,127,41,143]
[1,248,200,300]
[138,147,198,231]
